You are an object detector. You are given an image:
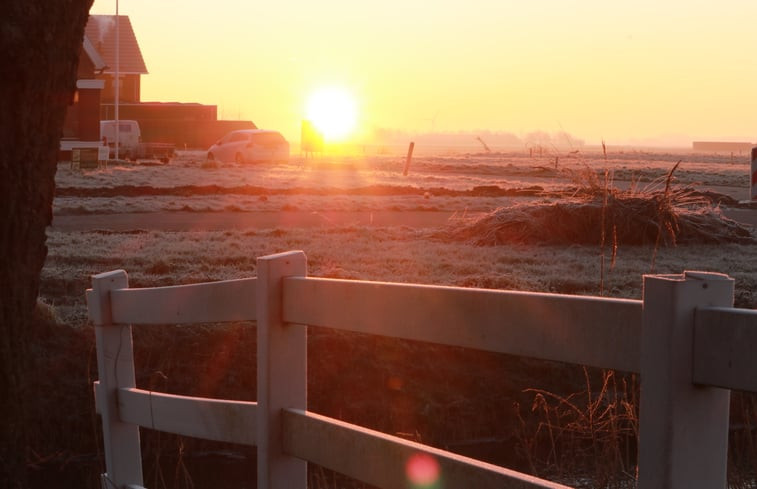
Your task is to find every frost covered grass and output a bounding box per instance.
[37,147,757,488]
[42,226,757,326]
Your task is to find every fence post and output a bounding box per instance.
[256,251,308,489]
[751,146,757,200]
[638,271,734,489]
[88,270,144,488]
[403,141,415,176]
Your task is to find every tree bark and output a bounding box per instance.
[0,1,93,486]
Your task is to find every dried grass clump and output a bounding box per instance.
[515,368,639,488]
[447,187,754,247]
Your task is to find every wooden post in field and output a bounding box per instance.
[638,271,733,489]
[403,141,415,176]
[750,146,757,200]
[257,251,308,489]
[88,270,144,488]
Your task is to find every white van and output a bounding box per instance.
[99,120,175,162]
[100,120,141,157]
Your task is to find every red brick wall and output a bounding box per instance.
[99,102,254,148]
[77,88,101,140]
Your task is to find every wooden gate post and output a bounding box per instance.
[256,251,308,489]
[639,271,734,489]
[88,270,144,489]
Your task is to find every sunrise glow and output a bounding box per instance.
[88,0,757,148]
[305,87,358,142]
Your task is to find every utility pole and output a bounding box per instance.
[115,0,120,160]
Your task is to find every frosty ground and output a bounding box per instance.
[35,148,757,488]
[46,148,757,324]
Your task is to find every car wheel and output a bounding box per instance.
[235,153,245,164]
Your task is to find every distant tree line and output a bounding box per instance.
[369,128,585,150]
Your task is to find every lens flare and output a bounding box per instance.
[406,453,441,488]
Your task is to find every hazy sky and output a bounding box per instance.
[90,0,757,146]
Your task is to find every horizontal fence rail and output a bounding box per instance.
[116,387,258,446]
[87,276,257,326]
[281,409,570,489]
[694,306,757,392]
[88,253,757,489]
[283,276,643,373]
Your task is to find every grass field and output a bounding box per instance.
[38,148,757,488]
[46,148,757,322]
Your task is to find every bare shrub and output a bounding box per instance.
[515,368,639,488]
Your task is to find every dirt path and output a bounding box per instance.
[49,210,463,232]
[50,206,757,232]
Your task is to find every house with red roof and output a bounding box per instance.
[62,15,254,156]
[85,15,148,107]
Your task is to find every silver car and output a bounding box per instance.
[207,129,289,163]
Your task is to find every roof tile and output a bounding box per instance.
[85,15,148,75]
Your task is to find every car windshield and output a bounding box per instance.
[230,132,250,143]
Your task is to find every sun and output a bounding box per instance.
[305,87,358,142]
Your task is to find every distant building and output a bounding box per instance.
[85,15,148,105]
[692,141,755,152]
[63,15,255,150]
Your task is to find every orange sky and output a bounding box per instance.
[90,0,757,147]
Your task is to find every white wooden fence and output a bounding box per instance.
[87,250,757,489]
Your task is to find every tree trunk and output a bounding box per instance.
[0,1,93,486]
